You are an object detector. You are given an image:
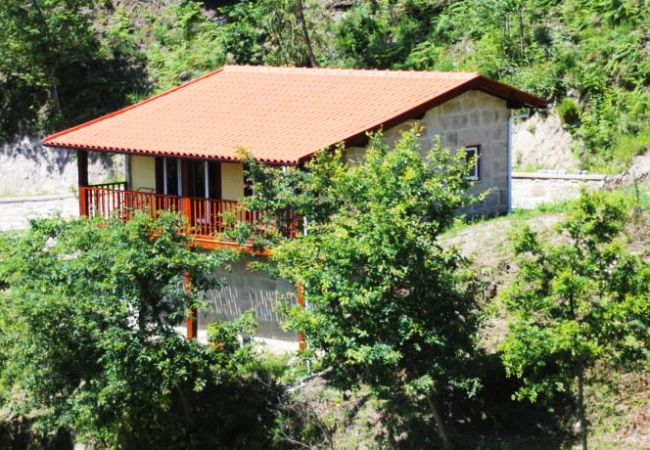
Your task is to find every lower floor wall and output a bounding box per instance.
[198,256,297,341]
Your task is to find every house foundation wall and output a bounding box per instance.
[199,256,296,341]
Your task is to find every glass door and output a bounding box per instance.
[187,160,221,233]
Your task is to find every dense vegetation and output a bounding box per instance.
[245,131,482,448]
[2,0,650,171]
[244,129,650,450]
[0,214,281,449]
[0,129,647,448]
[503,191,650,449]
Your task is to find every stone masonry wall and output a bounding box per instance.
[345,90,510,216]
[511,172,606,209]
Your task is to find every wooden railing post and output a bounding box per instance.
[182,197,192,234]
[185,271,197,341]
[297,281,306,353]
[77,150,88,216]
[79,187,88,217]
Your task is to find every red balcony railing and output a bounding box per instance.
[79,185,300,245]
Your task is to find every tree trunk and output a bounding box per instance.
[428,396,453,450]
[518,7,525,60]
[50,82,62,118]
[176,384,193,426]
[577,368,588,450]
[295,0,316,67]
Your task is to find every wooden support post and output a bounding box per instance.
[185,271,198,341]
[182,197,192,233]
[77,150,89,216]
[297,281,306,353]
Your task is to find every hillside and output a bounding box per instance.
[2,0,650,172]
[270,197,650,450]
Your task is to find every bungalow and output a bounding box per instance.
[43,65,545,342]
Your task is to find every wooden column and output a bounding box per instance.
[297,281,306,353]
[77,150,89,216]
[185,271,198,341]
[181,159,192,232]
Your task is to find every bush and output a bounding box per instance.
[556,98,581,128]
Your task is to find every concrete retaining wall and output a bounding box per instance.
[199,256,297,341]
[0,136,124,196]
[511,172,606,209]
[0,194,78,231]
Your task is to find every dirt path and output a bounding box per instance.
[441,213,565,268]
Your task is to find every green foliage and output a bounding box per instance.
[220,0,325,66]
[557,98,581,128]
[246,129,482,446]
[0,214,278,449]
[333,0,441,69]
[146,1,226,91]
[501,190,650,446]
[330,0,650,170]
[0,0,145,139]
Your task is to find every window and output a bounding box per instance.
[163,159,180,196]
[464,146,480,180]
[188,160,222,199]
[159,159,221,199]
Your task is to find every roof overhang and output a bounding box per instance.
[43,66,546,166]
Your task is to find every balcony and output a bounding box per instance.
[79,182,300,251]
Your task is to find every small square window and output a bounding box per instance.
[464,146,480,180]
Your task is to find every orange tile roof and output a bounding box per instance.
[43,65,545,165]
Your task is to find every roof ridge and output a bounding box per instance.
[43,67,226,144]
[222,64,480,79]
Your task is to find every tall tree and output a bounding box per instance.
[295,0,316,67]
[0,0,144,138]
[245,129,481,448]
[502,191,650,450]
[222,0,320,67]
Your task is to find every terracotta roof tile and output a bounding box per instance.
[43,65,545,165]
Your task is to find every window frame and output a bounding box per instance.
[162,158,182,196]
[464,145,480,181]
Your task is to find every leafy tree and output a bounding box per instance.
[145,1,226,91]
[221,0,324,67]
[0,0,145,138]
[245,129,482,448]
[501,191,650,450]
[0,213,277,449]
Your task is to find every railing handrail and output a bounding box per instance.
[88,181,128,190]
[79,186,300,241]
[82,186,249,206]
[82,186,297,212]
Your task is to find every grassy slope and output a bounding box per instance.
[441,191,650,449]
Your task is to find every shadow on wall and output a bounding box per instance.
[0,135,123,196]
